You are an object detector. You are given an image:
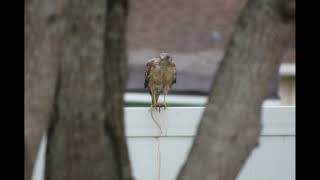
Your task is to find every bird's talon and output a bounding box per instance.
[164,103,167,110]
[152,105,158,111]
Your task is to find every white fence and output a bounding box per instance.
[32,106,295,180]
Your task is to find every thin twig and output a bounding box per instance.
[150,108,163,135]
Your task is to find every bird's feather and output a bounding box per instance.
[144,58,160,89]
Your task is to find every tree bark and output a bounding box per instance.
[25,0,62,179]
[25,0,133,180]
[176,0,294,180]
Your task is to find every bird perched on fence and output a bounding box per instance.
[144,53,176,110]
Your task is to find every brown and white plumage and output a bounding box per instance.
[144,53,176,109]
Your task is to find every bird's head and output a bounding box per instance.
[159,52,172,66]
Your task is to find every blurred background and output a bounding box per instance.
[124,0,295,107]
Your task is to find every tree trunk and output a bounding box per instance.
[25,0,61,179]
[25,0,133,180]
[176,0,295,180]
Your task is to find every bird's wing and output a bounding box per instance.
[170,62,177,87]
[144,58,159,89]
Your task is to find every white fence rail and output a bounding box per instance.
[32,106,295,180]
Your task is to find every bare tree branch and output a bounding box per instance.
[25,0,63,179]
[25,0,133,180]
[176,0,295,179]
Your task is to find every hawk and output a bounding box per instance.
[144,53,176,110]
